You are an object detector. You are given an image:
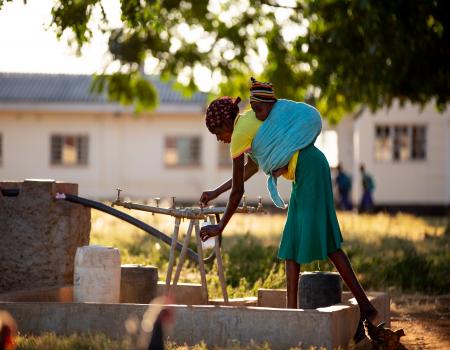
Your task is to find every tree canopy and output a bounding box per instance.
[1,0,449,120]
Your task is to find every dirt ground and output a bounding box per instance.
[389,294,450,350]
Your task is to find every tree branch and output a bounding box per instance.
[259,0,303,10]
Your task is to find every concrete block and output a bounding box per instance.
[257,288,286,308]
[157,282,207,305]
[120,265,158,304]
[0,179,90,293]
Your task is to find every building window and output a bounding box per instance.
[411,126,427,160]
[375,125,426,162]
[393,126,410,161]
[375,126,392,161]
[164,136,201,167]
[218,143,232,168]
[50,134,89,166]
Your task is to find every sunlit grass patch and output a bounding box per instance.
[91,208,446,250]
[337,211,446,242]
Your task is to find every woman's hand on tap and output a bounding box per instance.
[199,190,218,207]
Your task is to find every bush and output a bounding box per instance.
[224,234,279,288]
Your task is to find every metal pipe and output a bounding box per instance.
[112,200,233,264]
[112,200,265,219]
[57,193,199,263]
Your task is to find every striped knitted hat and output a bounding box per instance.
[249,77,276,103]
[205,96,241,133]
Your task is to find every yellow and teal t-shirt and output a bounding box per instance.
[230,109,299,181]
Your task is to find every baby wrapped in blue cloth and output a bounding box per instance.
[249,99,322,208]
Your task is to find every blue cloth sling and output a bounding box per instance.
[249,99,322,208]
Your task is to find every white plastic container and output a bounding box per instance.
[201,220,216,250]
[74,245,121,303]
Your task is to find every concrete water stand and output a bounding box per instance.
[0,283,390,349]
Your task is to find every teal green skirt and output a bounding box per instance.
[278,145,343,264]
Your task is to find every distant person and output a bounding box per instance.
[359,164,375,213]
[335,163,353,210]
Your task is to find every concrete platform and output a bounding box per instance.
[0,285,389,349]
[0,282,205,305]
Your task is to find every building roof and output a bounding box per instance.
[0,72,206,107]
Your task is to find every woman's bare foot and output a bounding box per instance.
[354,318,367,344]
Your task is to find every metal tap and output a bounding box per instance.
[171,196,176,209]
[152,197,161,215]
[199,201,204,216]
[257,196,263,211]
[242,194,247,210]
[111,188,122,207]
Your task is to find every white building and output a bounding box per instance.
[1,73,449,213]
[336,103,450,213]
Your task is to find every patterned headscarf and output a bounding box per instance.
[250,77,276,103]
[205,96,241,133]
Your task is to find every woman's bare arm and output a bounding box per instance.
[217,154,245,231]
[200,153,249,239]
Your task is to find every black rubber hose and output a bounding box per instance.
[61,193,199,263]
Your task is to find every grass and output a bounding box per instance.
[16,333,327,350]
[16,333,127,350]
